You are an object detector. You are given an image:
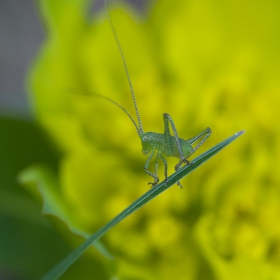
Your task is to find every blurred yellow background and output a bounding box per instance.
[21,0,280,279]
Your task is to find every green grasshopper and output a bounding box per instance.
[85,1,211,188]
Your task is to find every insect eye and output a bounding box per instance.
[142,136,148,142]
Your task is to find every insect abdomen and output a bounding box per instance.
[162,135,193,158]
[180,138,194,158]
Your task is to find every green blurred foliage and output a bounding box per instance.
[0,117,62,279]
[1,0,280,279]
[0,117,110,279]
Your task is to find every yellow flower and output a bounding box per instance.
[28,0,280,279]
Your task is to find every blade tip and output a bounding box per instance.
[235,130,245,137]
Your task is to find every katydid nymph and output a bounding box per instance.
[86,1,212,188]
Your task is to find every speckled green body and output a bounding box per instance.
[139,123,211,187]
[141,132,194,159]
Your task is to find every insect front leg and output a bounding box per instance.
[152,152,169,187]
[144,149,159,186]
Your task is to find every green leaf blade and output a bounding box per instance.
[41,130,244,280]
[169,130,245,186]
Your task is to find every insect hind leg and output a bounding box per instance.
[174,127,211,184]
[188,127,212,155]
[164,113,189,187]
[163,113,185,158]
[164,114,211,188]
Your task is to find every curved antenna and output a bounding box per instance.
[71,89,141,137]
[105,0,144,136]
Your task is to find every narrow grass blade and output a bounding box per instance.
[41,130,245,280]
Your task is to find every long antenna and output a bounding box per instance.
[70,89,141,137]
[105,0,144,136]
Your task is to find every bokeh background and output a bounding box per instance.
[1,0,280,279]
